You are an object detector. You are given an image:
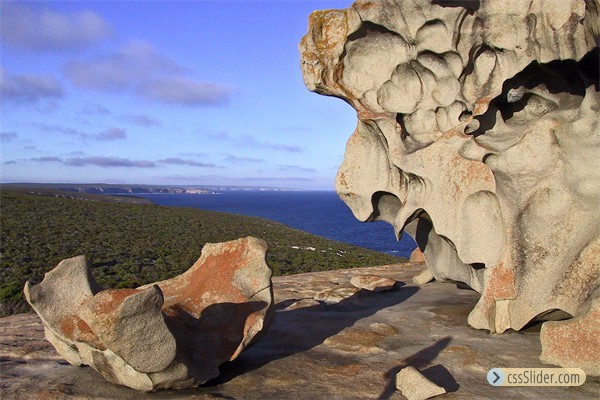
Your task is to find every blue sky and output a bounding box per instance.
[0,0,355,190]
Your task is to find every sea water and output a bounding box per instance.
[136,191,417,259]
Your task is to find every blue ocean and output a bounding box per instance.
[136,191,416,259]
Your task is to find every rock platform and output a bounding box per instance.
[2,263,598,399]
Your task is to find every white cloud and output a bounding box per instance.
[65,40,231,106]
[138,77,230,106]
[65,40,181,91]
[1,3,112,52]
[0,68,64,104]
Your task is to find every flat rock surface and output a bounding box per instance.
[1,263,598,399]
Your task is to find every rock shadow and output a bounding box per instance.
[378,336,458,400]
[164,300,270,381]
[210,285,419,385]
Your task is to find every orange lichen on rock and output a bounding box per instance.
[24,237,274,391]
[540,297,600,376]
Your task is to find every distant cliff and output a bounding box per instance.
[2,183,214,195]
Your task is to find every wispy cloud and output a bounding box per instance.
[33,123,126,141]
[81,103,111,115]
[117,114,161,127]
[65,156,156,168]
[223,154,265,163]
[207,131,231,140]
[1,3,113,52]
[65,40,231,107]
[277,165,316,173]
[28,155,219,168]
[138,77,230,106]
[31,156,62,162]
[0,68,64,104]
[92,128,126,141]
[257,142,304,153]
[234,135,305,153]
[33,123,84,137]
[0,131,18,141]
[65,40,180,91]
[207,131,304,153]
[178,152,208,158]
[157,158,219,168]
[231,134,304,153]
[155,174,312,185]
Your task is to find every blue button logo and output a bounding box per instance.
[488,368,505,386]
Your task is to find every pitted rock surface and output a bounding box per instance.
[300,0,600,373]
[3,263,599,399]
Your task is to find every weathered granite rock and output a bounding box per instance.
[540,296,600,376]
[412,268,435,286]
[315,286,361,304]
[3,264,600,399]
[396,366,447,400]
[351,274,397,292]
[23,236,274,391]
[301,0,600,373]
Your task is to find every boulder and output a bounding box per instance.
[412,269,434,286]
[301,0,600,373]
[350,274,397,292]
[24,237,274,391]
[395,366,446,400]
[315,286,361,304]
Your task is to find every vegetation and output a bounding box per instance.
[0,189,403,315]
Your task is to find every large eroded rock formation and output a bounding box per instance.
[301,0,599,374]
[24,237,274,390]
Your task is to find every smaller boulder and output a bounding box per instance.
[315,286,360,304]
[350,275,396,292]
[413,269,435,285]
[395,366,446,400]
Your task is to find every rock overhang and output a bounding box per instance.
[301,0,600,375]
